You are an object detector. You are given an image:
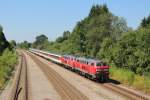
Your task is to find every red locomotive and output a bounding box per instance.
[30,49,109,82]
[61,55,109,82]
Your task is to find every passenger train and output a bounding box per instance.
[29,48,109,82]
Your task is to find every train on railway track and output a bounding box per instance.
[29,48,109,82]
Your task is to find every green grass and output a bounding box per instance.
[110,66,150,93]
[0,48,17,89]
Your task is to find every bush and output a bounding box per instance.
[110,66,135,85]
[110,66,150,93]
[0,48,17,89]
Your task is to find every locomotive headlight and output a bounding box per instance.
[96,69,101,72]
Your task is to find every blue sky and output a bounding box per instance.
[0,0,150,42]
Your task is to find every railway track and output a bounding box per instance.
[11,52,28,100]
[28,53,89,100]
[102,83,150,100]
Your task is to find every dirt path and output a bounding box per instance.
[24,51,60,100]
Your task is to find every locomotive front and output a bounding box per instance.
[95,61,109,82]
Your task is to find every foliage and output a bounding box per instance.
[56,31,70,43]
[62,31,70,40]
[111,16,132,40]
[0,25,17,88]
[72,6,112,56]
[0,26,9,54]
[44,5,129,58]
[9,40,17,49]
[110,66,150,93]
[0,48,17,88]
[141,15,150,27]
[32,34,49,49]
[99,27,150,75]
[18,41,31,49]
[56,37,64,43]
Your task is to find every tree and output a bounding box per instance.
[141,17,147,27]
[0,25,9,54]
[87,5,112,56]
[55,31,70,43]
[33,34,49,49]
[147,15,150,25]
[56,36,64,43]
[63,31,70,40]
[111,16,131,40]
[35,34,48,45]
[89,4,109,17]
[18,41,31,49]
[0,25,3,32]
[9,40,16,49]
[140,15,150,28]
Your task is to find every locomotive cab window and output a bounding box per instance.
[96,62,102,66]
[102,62,107,66]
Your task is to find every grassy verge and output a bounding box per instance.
[110,66,150,93]
[0,48,17,89]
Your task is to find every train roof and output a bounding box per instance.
[30,48,62,57]
[77,57,102,63]
[30,48,103,63]
[87,59,102,63]
[63,55,76,58]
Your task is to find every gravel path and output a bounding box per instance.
[25,52,61,100]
